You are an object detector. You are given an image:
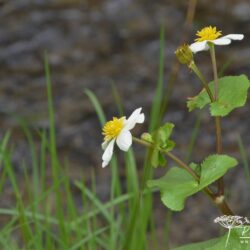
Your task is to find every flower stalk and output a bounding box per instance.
[209,43,224,195]
[209,43,219,99]
[132,137,199,181]
[190,61,214,102]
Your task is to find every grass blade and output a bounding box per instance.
[237,135,250,189]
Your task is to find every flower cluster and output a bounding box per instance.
[214,215,246,229]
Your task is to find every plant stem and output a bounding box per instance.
[214,195,234,216]
[209,43,224,195]
[215,117,222,155]
[133,137,198,179]
[209,44,219,100]
[190,61,214,102]
[132,137,234,215]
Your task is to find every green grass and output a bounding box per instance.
[0,31,171,249]
[237,135,250,190]
[0,25,170,249]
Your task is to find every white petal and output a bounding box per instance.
[102,139,115,168]
[189,41,209,53]
[102,140,109,150]
[116,129,132,151]
[124,107,145,130]
[221,34,244,40]
[212,38,231,45]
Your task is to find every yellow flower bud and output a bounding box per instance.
[175,44,193,65]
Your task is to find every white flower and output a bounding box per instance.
[101,107,145,168]
[189,26,244,53]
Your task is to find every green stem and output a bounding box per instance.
[190,61,214,102]
[209,43,224,195]
[209,44,219,100]
[132,137,234,215]
[133,137,198,179]
[215,117,222,154]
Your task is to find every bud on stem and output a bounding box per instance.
[175,44,193,66]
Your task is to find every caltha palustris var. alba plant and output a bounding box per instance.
[100,26,250,248]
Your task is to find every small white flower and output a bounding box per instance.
[189,26,244,53]
[101,107,145,168]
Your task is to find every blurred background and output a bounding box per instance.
[0,0,249,248]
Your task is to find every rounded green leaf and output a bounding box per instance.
[187,75,250,117]
[148,167,199,211]
[147,154,238,211]
[200,154,238,188]
[174,226,249,250]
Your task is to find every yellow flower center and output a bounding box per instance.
[195,26,222,42]
[102,117,125,141]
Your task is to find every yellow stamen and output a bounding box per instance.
[195,26,222,42]
[102,117,125,141]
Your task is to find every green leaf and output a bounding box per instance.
[200,154,238,187]
[190,162,201,176]
[151,147,161,168]
[149,123,175,168]
[187,75,250,116]
[174,226,250,250]
[141,133,153,143]
[144,123,175,168]
[158,123,175,147]
[150,150,167,168]
[148,166,199,211]
[147,154,237,211]
[187,89,209,111]
[151,123,175,149]
[158,152,167,167]
[164,140,176,151]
